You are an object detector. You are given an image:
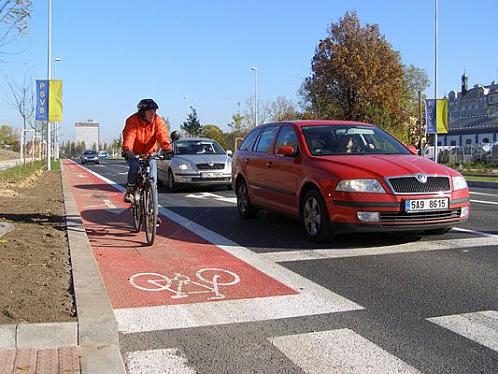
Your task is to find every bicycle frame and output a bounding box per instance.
[131,154,162,245]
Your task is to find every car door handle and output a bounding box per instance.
[266,161,272,167]
[245,158,250,164]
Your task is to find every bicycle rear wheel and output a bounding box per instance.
[131,195,143,232]
[143,184,157,245]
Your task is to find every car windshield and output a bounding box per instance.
[84,151,98,155]
[174,140,225,155]
[302,125,410,156]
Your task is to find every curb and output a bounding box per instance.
[0,221,14,239]
[468,180,498,189]
[60,161,126,373]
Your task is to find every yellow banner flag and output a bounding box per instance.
[436,98,448,134]
[49,80,63,122]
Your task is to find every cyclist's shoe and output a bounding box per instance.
[124,184,135,203]
[156,216,162,227]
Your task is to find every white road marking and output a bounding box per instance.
[103,199,126,215]
[78,163,363,332]
[470,191,498,197]
[260,236,498,262]
[271,329,421,374]
[126,349,196,374]
[451,227,498,238]
[186,192,236,204]
[427,310,498,352]
[470,199,498,206]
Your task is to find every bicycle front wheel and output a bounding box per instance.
[143,184,157,246]
[131,197,143,232]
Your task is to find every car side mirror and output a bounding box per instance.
[226,150,233,156]
[170,131,181,142]
[277,145,297,156]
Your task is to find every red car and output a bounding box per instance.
[232,120,470,242]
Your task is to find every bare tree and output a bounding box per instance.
[243,96,271,129]
[268,96,297,122]
[0,0,32,55]
[5,68,35,158]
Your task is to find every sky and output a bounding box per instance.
[0,0,497,144]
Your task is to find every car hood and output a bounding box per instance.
[173,154,231,165]
[317,154,456,179]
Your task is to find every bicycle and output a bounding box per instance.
[130,152,170,245]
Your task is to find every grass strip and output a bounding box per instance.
[0,160,45,183]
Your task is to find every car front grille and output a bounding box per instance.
[196,163,225,170]
[387,176,450,194]
[380,209,461,223]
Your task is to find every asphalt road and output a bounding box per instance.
[84,159,498,374]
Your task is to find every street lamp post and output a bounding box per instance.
[47,0,52,170]
[250,67,258,127]
[53,57,62,159]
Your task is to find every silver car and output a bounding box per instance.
[157,138,232,191]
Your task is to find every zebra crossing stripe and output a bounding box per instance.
[270,329,421,374]
[427,310,498,352]
[126,349,196,374]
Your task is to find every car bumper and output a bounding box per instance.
[329,192,470,232]
[174,173,231,185]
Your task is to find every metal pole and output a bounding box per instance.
[47,0,52,170]
[255,69,258,127]
[434,0,438,163]
[418,90,423,153]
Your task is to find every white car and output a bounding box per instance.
[157,138,232,191]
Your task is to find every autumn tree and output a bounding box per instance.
[181,106,203,136]
[201,124,227,150]
[301,11,411,139]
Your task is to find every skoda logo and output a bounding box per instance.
[208,161,215,167]
[416,174,428,183]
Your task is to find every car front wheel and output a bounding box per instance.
[166,169,178,192]
[302,189,333,242]
[236,178,257,218]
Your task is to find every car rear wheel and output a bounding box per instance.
[302,190,333,242]
[236,178,257,218]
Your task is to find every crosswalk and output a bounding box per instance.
[125,310,498,373]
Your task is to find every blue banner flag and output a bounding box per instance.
[425,99,436,134]
[35,80,49,121]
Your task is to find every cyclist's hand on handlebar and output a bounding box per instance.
[122,149,134,160]
[161,149,173,160]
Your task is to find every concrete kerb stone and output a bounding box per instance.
[0,221,14,239]
[0,324,16,348]
[60,161,126,373]
[17,322,78,348]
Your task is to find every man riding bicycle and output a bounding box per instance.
[121,99,172,218]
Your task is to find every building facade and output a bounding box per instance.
[75,120,100,149]
[438,73,498,146]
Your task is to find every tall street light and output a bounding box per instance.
[250,67,258,127]
[53,57,62,159]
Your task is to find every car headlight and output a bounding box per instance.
[335,179,386,193]
[452,176,468,191]
[174,163,195,171]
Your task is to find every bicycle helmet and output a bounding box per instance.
[137,99,159,111]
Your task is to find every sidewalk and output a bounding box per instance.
[0,160,126,374]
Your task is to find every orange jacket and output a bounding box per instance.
[122,113,172,155]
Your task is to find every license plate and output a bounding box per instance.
[201,172,223,178]
[405,198,449,212]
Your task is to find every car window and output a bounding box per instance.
[174,140,225,155]
[239,129,261,151]
[254,126,278,153]
[275,126,298,153]
[302,125,410,155]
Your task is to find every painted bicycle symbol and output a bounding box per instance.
[129,268,240,300]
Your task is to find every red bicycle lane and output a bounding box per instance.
[62,160,297,310]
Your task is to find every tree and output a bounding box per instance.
[181,106,203,136]
[5,69,35,159]
[0,124,16,146]
[161,116,171,134]
[201,124,227,149]
[0,1,32,54]
[301,11,410,136]
[268,96,297,121]
[403,64,430,146]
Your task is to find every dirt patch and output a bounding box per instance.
[0,170,76,324]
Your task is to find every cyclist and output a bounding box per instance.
[121,99,172,219]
